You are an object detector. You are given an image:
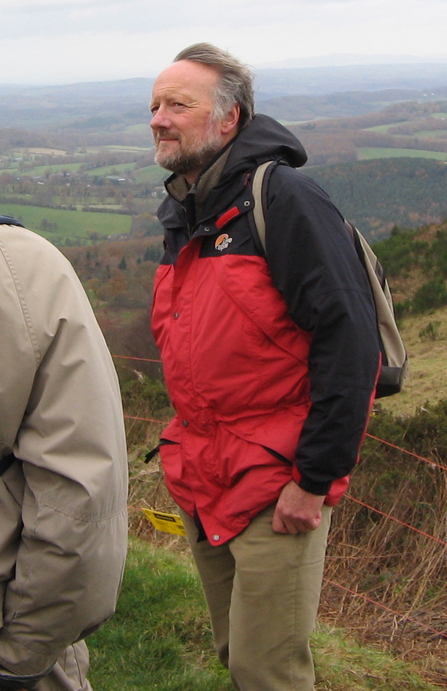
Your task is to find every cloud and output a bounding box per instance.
[4,0,441,38]
[0,0,445,84]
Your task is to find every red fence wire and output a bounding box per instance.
[115,353,447,640]
[322,578,446,640]
[344,494,447,547]
[366,432,446,471]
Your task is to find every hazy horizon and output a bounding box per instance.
[1,53,446,90]
[1,0,446,86]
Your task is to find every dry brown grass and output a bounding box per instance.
[126,417,190,551]
[321,436,447,687]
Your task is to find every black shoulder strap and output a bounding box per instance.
[0,215,24,227]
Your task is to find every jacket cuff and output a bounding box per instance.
[0,672,39,691]
[292,463,331,496]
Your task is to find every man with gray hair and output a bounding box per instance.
[150,43,380,691]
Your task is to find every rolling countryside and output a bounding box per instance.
[2,63,447,689]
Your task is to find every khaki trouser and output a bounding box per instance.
[180,503,332,691]
[37,642,92,691]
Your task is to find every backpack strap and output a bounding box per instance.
[251,161,275,254]
[250,161,408,398]
[351,225,407,370]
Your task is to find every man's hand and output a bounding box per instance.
[272,481,325,534]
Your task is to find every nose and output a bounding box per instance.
[150,106,170,131]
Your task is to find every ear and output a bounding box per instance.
[221,104,241,135]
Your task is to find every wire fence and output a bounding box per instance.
[114,352,447,643]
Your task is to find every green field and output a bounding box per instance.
[1,203,132,241]
[123,124,152,134]
[413,130,447,139]
[24,162,85,176]
[365,121,411,133]
[84,162,135,176]
[133,165,168,184]
[104,145,152,153]
[357,147,447,161]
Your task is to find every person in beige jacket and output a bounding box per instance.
[0,217,128,691]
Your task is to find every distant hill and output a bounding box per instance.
[0,100,446,242]
[1,77,447,246]
[257,87,447,122]
[254,62,447,99]
[0,78,156,129]
[0,62,446,129]
[256,53,447,70]
[308,158,447,242]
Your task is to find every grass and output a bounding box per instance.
[123,125,152,134]
[1,203,132,240]
[380,306,447,417]
[87,537,441,690]
[357,148,447,161]
[16,147,69,156]
[22,162,85,176]
[87,537,233,691]
[365,121,412,133]
[133,165,168,184]
[85,428,447,690]
[313,624,441,690]
[84,162,135,176]
[104,145,152,153]
[412,131,447,139]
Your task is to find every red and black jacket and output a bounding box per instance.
[152,114,380,544]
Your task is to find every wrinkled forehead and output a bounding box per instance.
[151,60,219,103]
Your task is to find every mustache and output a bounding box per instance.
[155,129,180,141]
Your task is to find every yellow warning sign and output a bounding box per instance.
[142,508,186,536]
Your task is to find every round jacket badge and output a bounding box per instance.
[215,234,233,251]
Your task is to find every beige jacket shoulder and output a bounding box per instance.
[0,224,128,679]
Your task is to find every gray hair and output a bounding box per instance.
[174,43,255,128]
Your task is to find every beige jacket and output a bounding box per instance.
[0,224,128,683]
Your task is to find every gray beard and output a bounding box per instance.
[155,135,223,177]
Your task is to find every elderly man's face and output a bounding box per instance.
[150,60,238,183]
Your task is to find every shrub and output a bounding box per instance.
[419,321,442,341]
[412,278,447,313]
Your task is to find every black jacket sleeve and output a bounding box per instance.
[264,164,380,495]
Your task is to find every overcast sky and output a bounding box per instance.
[1,0,447,85]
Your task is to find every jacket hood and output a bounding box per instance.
[222,113,307,178]
[157,114,308,228]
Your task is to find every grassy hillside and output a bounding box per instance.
[364,221,447,415]
[86,538,440,691]
[358,147,447,161]
[0,203,132,243]
[115,371,447,689]
[379,308,447,417]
